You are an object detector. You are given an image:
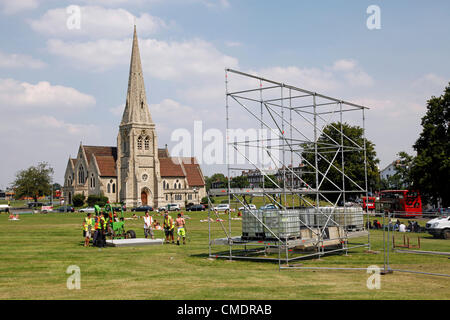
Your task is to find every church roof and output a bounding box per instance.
[159,157,185,177]
[94,155,117,177]
[69,158,77,168]
[159,156,205,186]
[183,159,205,187]
[158,148,169,158]
[82,146,117,166]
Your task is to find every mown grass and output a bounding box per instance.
[0,210,448,300]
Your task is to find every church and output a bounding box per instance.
[62,27,206,208]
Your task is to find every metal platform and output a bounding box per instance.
[106,238,164,247]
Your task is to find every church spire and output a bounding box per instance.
[121,25,153,125]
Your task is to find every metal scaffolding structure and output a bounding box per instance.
[208,68,372,267]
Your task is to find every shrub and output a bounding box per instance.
[72,193,85,207]
[201,196,214,204]
[87,194,109,207]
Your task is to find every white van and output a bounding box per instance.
[425,216,450,239]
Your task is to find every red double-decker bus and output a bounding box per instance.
[379,190,422,217]
[362,196,376,211]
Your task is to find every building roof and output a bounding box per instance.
[183,158,205,186]
[159,157,185,177]
[158,156,205,186]
[94,155,117,177]
[158,148,169,158]
[82,146,117,165]
[72,144,204,185]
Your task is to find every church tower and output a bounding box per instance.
[117,26,163,208]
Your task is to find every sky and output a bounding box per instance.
[0,0,449,188]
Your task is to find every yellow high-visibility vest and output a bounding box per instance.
[84,217,93,231]
[164,216,174,230]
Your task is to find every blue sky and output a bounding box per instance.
[0,0,449,188]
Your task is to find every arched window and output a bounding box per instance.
[163,181,166,189]
[179,183,182,189]
[112,183,116,193]
[137,136,143,150]
[144,136,150,150]
[107,184,111,193]
[174,183,177,189]
[78,165,85,184]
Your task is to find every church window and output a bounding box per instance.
[137,136,143,150]
[107,184,111,193]
[188,194,192,200]
[90,174,95,188]
[144,136,150,150]
[112,183,116,193]
[179,183,182,189]
[165,194,168,201]
[174,183,177,189]
[78,165,85,184]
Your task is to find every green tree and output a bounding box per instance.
[380,152,414,190]
[411,83,450,206]
[11,162,54,202]
[301,122,379,200]
[263,174,278,188]
[72,193,85,207]
[230,175,249,188]
[205,173,228,191]
[86,194,109,207]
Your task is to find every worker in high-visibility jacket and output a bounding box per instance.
[94,204,102,216]
[97,214,107,248]
[83,213,93,247]
[93,215,102,247]
[163,213,175,244]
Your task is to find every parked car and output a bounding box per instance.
[214,204,230,211]
[167,203,181,211]
[27,202,44,208]
[57,206,75,213]
[132,205,153,212]
[187,204,205,211]
[79,207,96,213]
[238,204,257,211]
[260,204,279,211]
[156,206,167,212]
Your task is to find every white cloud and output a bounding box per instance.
[331,59,374,87]
[1,0,38,14]
[332,59,357,72]
[25,116,98,136]
[0,50,46,69]
[0,113,101,186]
[30,6,167,39]
[109,104,125,116]
[47,37,239,79]
[0,78,96,109]
[412,73,447,96]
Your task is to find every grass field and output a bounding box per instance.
[0,210,449,300]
